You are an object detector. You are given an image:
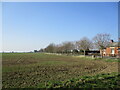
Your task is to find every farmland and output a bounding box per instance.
[2,53,119,88]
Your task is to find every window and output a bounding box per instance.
[111,48,114,54]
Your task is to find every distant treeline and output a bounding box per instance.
[36,33,111,56]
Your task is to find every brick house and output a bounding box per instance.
[103,40,120,57]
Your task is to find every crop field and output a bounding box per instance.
[2,53,119,88]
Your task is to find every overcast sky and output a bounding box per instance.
[2,2,118,52]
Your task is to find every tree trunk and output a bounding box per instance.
[101,49,103,58]
[84,50,86,56]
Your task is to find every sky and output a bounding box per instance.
[2,2,118,52]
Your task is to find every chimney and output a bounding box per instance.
[110,40,114,43]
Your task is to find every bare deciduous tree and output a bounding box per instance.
[61,42,75,53]
[93,33,111,57]
[44,43,56,53]
[77,37,92,56]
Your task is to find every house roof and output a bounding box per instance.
[108,42,120,47]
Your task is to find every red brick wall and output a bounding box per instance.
[106,48,111,56]
[105,47,119,56]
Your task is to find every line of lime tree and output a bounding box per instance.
[38,33,111,57]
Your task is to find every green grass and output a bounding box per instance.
[103,58,120,62]
[2,53,119,88]
[75,55,120,62]
[45,72,120,88]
